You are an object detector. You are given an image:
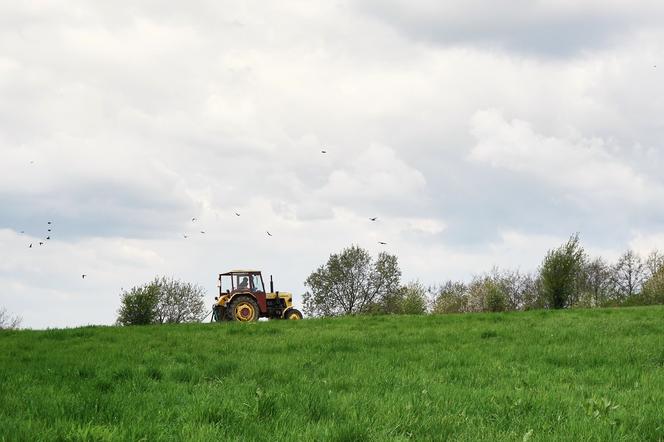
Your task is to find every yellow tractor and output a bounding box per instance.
[211,270,303,322]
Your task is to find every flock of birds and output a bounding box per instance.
[184,214,384,242]
[181,149,389,244]
[21,148,388,281]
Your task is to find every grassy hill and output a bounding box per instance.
[1,307,663,441]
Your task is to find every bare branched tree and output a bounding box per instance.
[0,307,22,330]
[645,250,664,279]
[610,250,646,301]
[580,257,612,306]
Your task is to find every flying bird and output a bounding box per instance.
[369,217,378,221]
[266,231,272,237]
[191,217,197,222]
[39,242,44,246]
[48,229,51,232]
[200,231,206,234]
[321,150,327,154]
[47,221,52,225]
[29,244,32,248]
[82,274,86,279]
[46,236,50,240]
[378,241,387,245]
[235,212,241,217]
[183,234,188,239]
[20,230,24,234]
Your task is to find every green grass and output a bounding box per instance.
[1,307,664,441]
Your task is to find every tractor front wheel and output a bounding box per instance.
[227,296,259,322]
[283,308,303,320]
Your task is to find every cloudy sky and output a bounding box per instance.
[1,0,663,328]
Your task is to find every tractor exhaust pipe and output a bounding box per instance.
[270,275,274,293]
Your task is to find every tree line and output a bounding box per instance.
[303,235,664,316]
[115,234,664,324]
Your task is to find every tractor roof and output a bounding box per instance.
[219,270,261,276]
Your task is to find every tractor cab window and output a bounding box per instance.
[251,274,264,293]
[219,275,232,294]
[235,274,250,291]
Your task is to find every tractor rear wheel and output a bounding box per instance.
[227,296,259,322]
[283,308,303,320]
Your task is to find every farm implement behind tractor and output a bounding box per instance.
[212,270,303,322]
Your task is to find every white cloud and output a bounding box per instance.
[469,109,663,206]
[1,1,664,328]
[629,232,664,256]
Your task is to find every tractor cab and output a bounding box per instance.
[212,270,303,322]
[218,271,265,295]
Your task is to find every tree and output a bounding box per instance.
[0,307,22,330]
[578,257,612,307]
[539,234,586,309]
[303,245,401,316]
[380,281,428,315]
[645,250,664,278]
[431,281,468,314]
[640,266,664,305]
[116,276,206,326]
[610,250,646,302]
[117,283,159,326]
[154,277,206,324]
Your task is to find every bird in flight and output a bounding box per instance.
[378,241,387,245]
[369,217,377,221]
[183,234,188,239]
[235,212,241,217]
[47,221,52,225]
[48,229,51,232]
[191,217,197,222]
[266,231,272,237]
[29,244,32,248]
[81,274,87,279]
[200,231,206,234]
[321,149,327,154]
[39,242,44,246]
[46,236,50,240]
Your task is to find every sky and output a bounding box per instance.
[1,0,663,329]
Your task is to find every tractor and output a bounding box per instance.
[211,270,303,322]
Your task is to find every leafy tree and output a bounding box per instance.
[639,266,664,305]
[0,307,22,330]
[431,281,468,314]
[303,245,401,316]
[483,281,508,312]
[117,283,159,326]
[610,250,646,302]
[539,234,586,309]
[154,277,206,324]
[117,276,206,326]
[380,281,428,315]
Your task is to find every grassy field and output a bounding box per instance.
[1,307,663,441]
